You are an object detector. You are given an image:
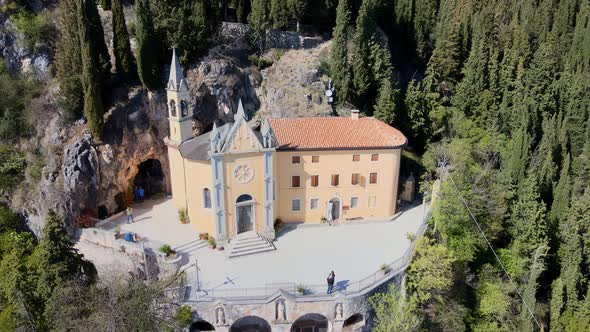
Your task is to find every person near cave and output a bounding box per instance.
[138,187,145,203]
[126,206,134,223]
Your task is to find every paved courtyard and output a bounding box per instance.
[98,197,199,248]
[99,197,428,294]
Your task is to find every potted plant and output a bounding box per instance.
[296,284,306,295]
[320,217,327,223]
[405,232,416,242]
[380,263,391,275]
[217,245,224,251]
[178,208,189,224]
[159,244,176,257]
[199,232,209,241]
[208,236,216,249]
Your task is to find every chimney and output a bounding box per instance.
[351,109,360,120]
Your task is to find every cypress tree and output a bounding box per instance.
[405,80,432,152]
[99,0,111,10]
[288,0,307,32]
[236,0,251,23]
[330,0,352,103]
[112,0,136,81]
[55,0,83,120]
[249,0,270,32]
[135,0,161,90]
[79,0,105,137]
[373,78,398,125]
[83,0,111,78]
[270,0,289,30]
[351,0,375,102]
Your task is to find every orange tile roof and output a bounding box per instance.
[269,117,407,151]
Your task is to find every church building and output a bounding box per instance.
[164,50,407,248]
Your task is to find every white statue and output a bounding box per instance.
[336,303,343,319]
[216,308,225,325]
[277,300,286,321]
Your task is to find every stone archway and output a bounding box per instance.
[133,158,165,199]
[190,319,215,332]
[229,315,271,332]
[291,313,331,332]
[235,194,254,234]
[328,197,341,222]
[342,313,364,332]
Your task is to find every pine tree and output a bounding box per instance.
[351,0,375,102]
[29,211,96,302]
[83,0,111,79]
[79,0,106,137]
[135,0,161,90]
[330,0,352,103]
[405,80,432,152]
[112,0,135,81]
[270,0,289,30]
[508,114,532,186]
[249,0,270,32]
[55,0,83,120]
[373,78,398,125]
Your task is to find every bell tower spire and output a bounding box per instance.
[167,48,193,144]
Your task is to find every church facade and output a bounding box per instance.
[164,50,407,246]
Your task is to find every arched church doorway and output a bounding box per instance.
[236,194,254,234]
[133,159,164,199]
[328,197,341,222]
[342,313,364,331]
[190,320,215,332]
[291,313,331,332]
[229,316,271,332]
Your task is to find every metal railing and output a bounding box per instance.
[183,211,431,303]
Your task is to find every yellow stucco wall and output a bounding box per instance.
[166,144,187,210]
[276,149,402,223]
[184,160,216,236]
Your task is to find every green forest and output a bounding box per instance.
[0,0,589,330]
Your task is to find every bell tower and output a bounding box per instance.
[167,48,193,144]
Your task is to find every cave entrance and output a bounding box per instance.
[133,159,164,200]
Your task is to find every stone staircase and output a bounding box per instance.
[227,231,276,258]
[174,239,208,256]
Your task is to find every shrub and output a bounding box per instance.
[13,10,56,51]
[207,236,216,246]
[159,244,174,256]
[381,263,391,274]
[406,232,416,241]
[178,208,188,223]
[174,305,193,328]
[248,54,273,70]
[0,146,26,191]
[319,58,331,76]
[296,284,306,295]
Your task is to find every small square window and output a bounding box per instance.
[292,156,301,164]
[351,173,360,185]
[371,154,379,161]
[331,174,339,186]
[312,155,320,163]
[353,154,360,162]
[351,197,359,208]
[368,196,377,208]
[292,199,301,211]
[311,175,319,187]
[310,198,319,210]
[370,172,378,184]
[292,176,300,188]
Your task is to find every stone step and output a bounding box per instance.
[232,240,272,251]
[174,240,207,253]
[234,231,259,240]
[227,245,276,258]
[232,237,264,246]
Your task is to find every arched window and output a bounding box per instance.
[236,194,253,203]
[203,188,211,208]
[180,100,188,117]
[169,100,177,117]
